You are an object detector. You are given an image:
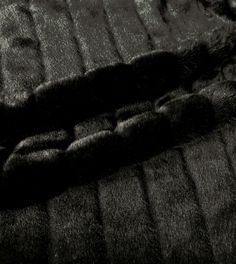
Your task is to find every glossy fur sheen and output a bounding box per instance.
[0,0,236,263]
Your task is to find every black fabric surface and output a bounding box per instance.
[0,0,236,263]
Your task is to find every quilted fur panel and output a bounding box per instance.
[0,0,236,263]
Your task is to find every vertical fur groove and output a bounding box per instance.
[28,0,47,85]
[102,3,123,62]
[178,147,216,262]
[64,0,86,74]
[218,130,236,180]
[137,163,164,261]
[132,0,155,50]
[95,181,110,264]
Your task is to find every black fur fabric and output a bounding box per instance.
[0,0,236,263]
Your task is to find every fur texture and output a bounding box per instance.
[0,0,236,263]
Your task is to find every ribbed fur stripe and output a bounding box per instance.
[47,184,108,264]
[98,165,162,264]
[0,204,49,264]
[65,0,120,71]
[183,132,236,263]
[29,0,84,81]
[142,150,215,263]
[0,2,43,106]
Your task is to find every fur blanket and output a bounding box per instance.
[0,0,236,263]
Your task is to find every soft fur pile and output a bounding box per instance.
[0,0,236,263]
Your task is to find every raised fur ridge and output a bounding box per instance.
[1,80,236,208]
